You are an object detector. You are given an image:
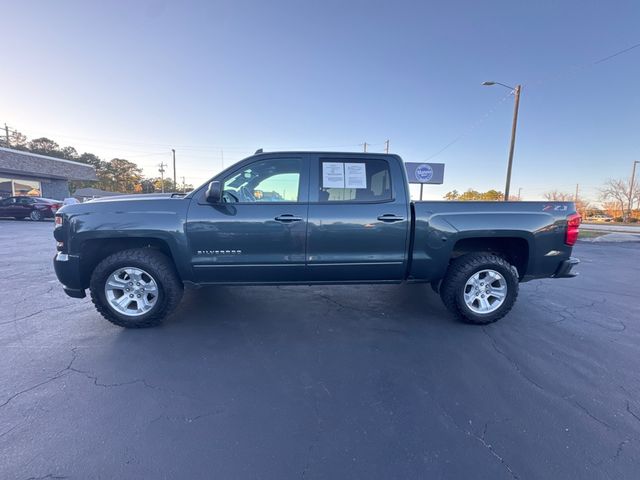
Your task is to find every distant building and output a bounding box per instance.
[0,147,97,200]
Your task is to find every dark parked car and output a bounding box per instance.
[53,152,581,328]
[0,196,62,221]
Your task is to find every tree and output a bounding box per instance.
[599,178,637,222]
[444,190,460,201]
[543,190,574,202]
[5,130,28,150]
[27,137,63,158]
[60,146,79,161]
[105,158,143,193]
[443,189,504,201]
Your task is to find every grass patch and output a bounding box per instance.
[578,230,608,240]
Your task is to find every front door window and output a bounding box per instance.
[222,158,301,203]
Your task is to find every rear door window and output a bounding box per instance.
[319,159,392,202]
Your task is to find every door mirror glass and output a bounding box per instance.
[205,181,222,203]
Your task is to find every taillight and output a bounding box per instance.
[565,213,581,246]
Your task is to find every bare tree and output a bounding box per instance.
[543,190,573,201]
[599,178,637,221]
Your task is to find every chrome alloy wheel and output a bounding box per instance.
[463,269,507,314]
[104,267,159,317]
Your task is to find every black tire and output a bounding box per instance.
[440,253,519,325]
[29,210,43,221]
[90,248,183,328]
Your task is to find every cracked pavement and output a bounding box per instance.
[1,219,640,479]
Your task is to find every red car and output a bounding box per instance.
[0,196,62,221]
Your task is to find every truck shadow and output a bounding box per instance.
[169,283,456,332]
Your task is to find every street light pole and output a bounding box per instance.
[628,160,639,221]
[482,81,522,201]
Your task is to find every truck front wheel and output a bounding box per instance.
[89,248,183,328]
[440,253,519,325]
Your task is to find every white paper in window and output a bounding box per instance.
[322,162,345,188]
[344,163,367,189]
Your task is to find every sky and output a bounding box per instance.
[2,0,639,201]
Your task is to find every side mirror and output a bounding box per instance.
[205,181,222,203]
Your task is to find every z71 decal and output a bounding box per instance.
[543,204,568,212]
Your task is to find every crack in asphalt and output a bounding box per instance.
[149,410,225,425]
[568,399,615,430]
[0,302,89,326]
[625,400,640,423]
[417,385,519,479]
[481,328,546,391]
[24,475,68,480]
[482,328,624,435]
[0,347,194,410]
[300,383,326,479]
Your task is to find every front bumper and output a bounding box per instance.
[553,257,580,278]
[53,252,86,298]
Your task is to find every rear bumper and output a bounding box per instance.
[553,257,580,278]
[53,252,86,298]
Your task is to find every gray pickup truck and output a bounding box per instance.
[53,151,581,328]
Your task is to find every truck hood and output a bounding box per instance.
[88,193,186,203]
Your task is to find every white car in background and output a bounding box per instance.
[585,214,613,222]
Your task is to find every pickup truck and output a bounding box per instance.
[53,151,581,328]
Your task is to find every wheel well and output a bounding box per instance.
[451,237,529,278]
[78,238,177,288]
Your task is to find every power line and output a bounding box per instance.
[593,41,640,65]
[424,91,512,161]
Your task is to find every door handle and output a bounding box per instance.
[377,214,405,222]
[275,214,303,222]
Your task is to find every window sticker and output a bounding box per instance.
[344,163,367,189]
[322,162,345,188]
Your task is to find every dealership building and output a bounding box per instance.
[0,147,97,200]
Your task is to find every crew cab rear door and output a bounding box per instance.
[306,154,410,281]
[186,154,310,283]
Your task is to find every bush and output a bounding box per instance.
[629,217,639,223]
[614,216,624,222]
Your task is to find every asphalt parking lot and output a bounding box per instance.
[1,220,639,479]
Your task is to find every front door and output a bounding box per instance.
[306,155,410,281]
[186,155,309,283]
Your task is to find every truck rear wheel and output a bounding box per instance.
[89,248,183,328]
[440,253,518,325]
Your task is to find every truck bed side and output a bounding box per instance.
[409,201,577,282]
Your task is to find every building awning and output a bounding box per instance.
[0,147,97,181]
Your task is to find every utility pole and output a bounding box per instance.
[172,149,176,192]
[158,162,166,193]
[384,139,389,154]
[4,124,9,147]
[181,176,186,193]
[482,81,522,201]
[574,184,579,202]
[628,160,639,221]
[517,187,522,201]
[363,142,368,153]
[504,85,522,201]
